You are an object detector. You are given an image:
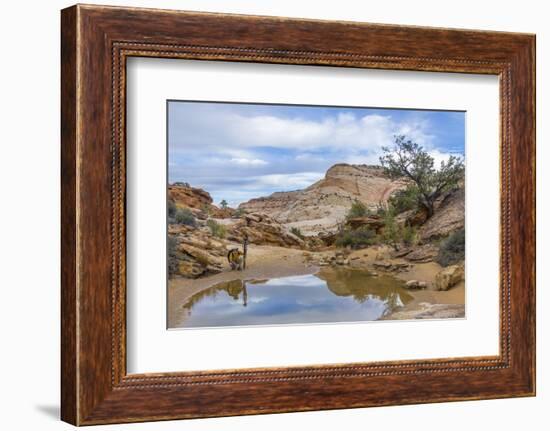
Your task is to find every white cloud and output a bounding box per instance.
[254,172,324,189]
[224,113,419,151]
[171,109,435,156]
[428,148,459,169]
[229,157,268,166]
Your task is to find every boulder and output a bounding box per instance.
[318,231,338,246]
[404,280,428,289]
[373,260,392,270]
[177,260,207,278]
[373,260,411,273]
[406,208,429,227]
[173,242,224,278]
[435,265,464,291]
[229,213,306,248]
[392,248,412,258]
[420,187,465,240]
[405,244,439,263]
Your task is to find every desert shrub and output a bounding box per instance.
[168,200,178,218]
[374,205,387,217]
[206,219,227,238]
[290,227,304,239]
[379,207,401,250]
[401,224,419,247]
[335,226,377,249]
[389,186,420,214]
[201,204,212,217]
[233,207,245,218]
[174,208,196,227]
[346,200,368,219]
[167,235,180,276]
[436,228,465,266]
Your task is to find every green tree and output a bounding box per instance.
[220,199,228,209]
[346,200,368,219]
[380,135,464,218]
[388,185,420,214]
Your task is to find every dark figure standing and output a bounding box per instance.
[243,234,249,270]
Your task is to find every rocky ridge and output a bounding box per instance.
[168,163,465,279]
[238,164,409,236]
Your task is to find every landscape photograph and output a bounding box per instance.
[167,101,466,329]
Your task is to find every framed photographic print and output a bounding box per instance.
[61,4,536,425]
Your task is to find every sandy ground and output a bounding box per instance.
[168,244,465,327]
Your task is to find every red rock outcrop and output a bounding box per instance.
[168,183,212,210]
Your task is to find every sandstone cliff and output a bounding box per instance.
[419,186,465,240]
[239,164,408,235]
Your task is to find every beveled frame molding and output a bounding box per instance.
[61,4,535,425]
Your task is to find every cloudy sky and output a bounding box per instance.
[168,101,465,207]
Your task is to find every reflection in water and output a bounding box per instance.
[180,268,413,328]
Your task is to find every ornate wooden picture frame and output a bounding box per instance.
[61,4,535,425]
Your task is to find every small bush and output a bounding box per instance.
[206,219,227,238]
[201,204,212,217]
[233,207,245,218]
[174,208,196,226]
[335,226,377,249]
[379,207,400,250]
[388,186,420,214]
[168,200,178,218]
[401,224,419,247]
[346,200,368,219]
[290,227,304,239]
[436,228,465,266]
[374,205,387,217]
